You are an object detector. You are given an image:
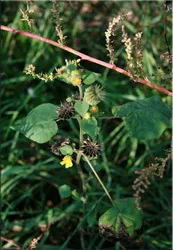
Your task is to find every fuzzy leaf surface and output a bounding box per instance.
[74,100,89,117]
[80,117,98,139]
[59,145,73,156]
[82,70,101,85]
[112,96,171,140]
[99,198,143,237]
[15,103,58,143]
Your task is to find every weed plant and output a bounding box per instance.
[1,1,172,250]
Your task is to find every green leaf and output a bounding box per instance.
[87,211,97,227]
[15,103,58,143]
[82,70,101,85]
[72,189,82,201]
[80,117,98,139]
[59,145,73,156]
[99,198,143,237]
[74,100,89,117]
[112,96,172,140]
[59,185,72,198]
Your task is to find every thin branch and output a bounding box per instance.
[78,85,83,100]
[1,25,172,96]
[1,236,21,250]
[27,234,42,250]
[82,153,114,206]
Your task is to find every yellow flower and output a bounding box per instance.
[84,112,91,119]
[60,155,73,168]
[73,77,82,86]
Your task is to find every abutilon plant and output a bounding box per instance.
[1,1,172,248]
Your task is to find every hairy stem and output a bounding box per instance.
[79,128,83,147]
[76,150,82,165]
[82,153,114,206]
[75,87,86,249]
[78,85,83,100]
[1,25,172,96]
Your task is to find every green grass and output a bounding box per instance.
[1,1,172,250]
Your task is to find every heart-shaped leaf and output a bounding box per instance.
[82,70,101,85]
[112,96,171,140]
[74,100,89,117]
[80,117,98,139]
[99,198,143,239]
[15,103,58,143]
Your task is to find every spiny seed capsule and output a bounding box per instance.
[84,85,105,106]
[57,101,75,119]
[81,138,101,158]
[51,136,70,156]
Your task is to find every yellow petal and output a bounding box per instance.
[60,155,73,168]
[60,160,65,165]
[73,77,82,86]
[65,160,73,168]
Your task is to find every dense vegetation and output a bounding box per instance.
[1,1,172,250]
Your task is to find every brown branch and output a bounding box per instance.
[1,235,21,249]
[1,24,172,96]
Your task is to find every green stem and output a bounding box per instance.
[78,85,83,100]
[75,99,86,249]
[82,153,114,206]
[76,117,83,150]
[79,128,83,147]
[76,150,82,165]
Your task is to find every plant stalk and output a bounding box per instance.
[78,85,83,100]
[0,25,172,96]
[76,98,86,249]
[82,153,114,206]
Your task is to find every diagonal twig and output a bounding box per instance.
[0,25,172,96]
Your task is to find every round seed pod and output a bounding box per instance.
[84,85,105,105]
[81,138,101,158]
[51,136,70,156]
[57,101,75,119]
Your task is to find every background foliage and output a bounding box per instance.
[1,1,172,249]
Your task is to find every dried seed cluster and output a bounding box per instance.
[132,153,172,210]
[51,136,70,156]
[57,101,75,119]
[105,15,122,63]
[99,222,130,242]
[81,138,101,158]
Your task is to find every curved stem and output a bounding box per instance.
[78,85,83,100]
[1,25,172,96]
[82,153,114,206]
[76,150,83,165]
